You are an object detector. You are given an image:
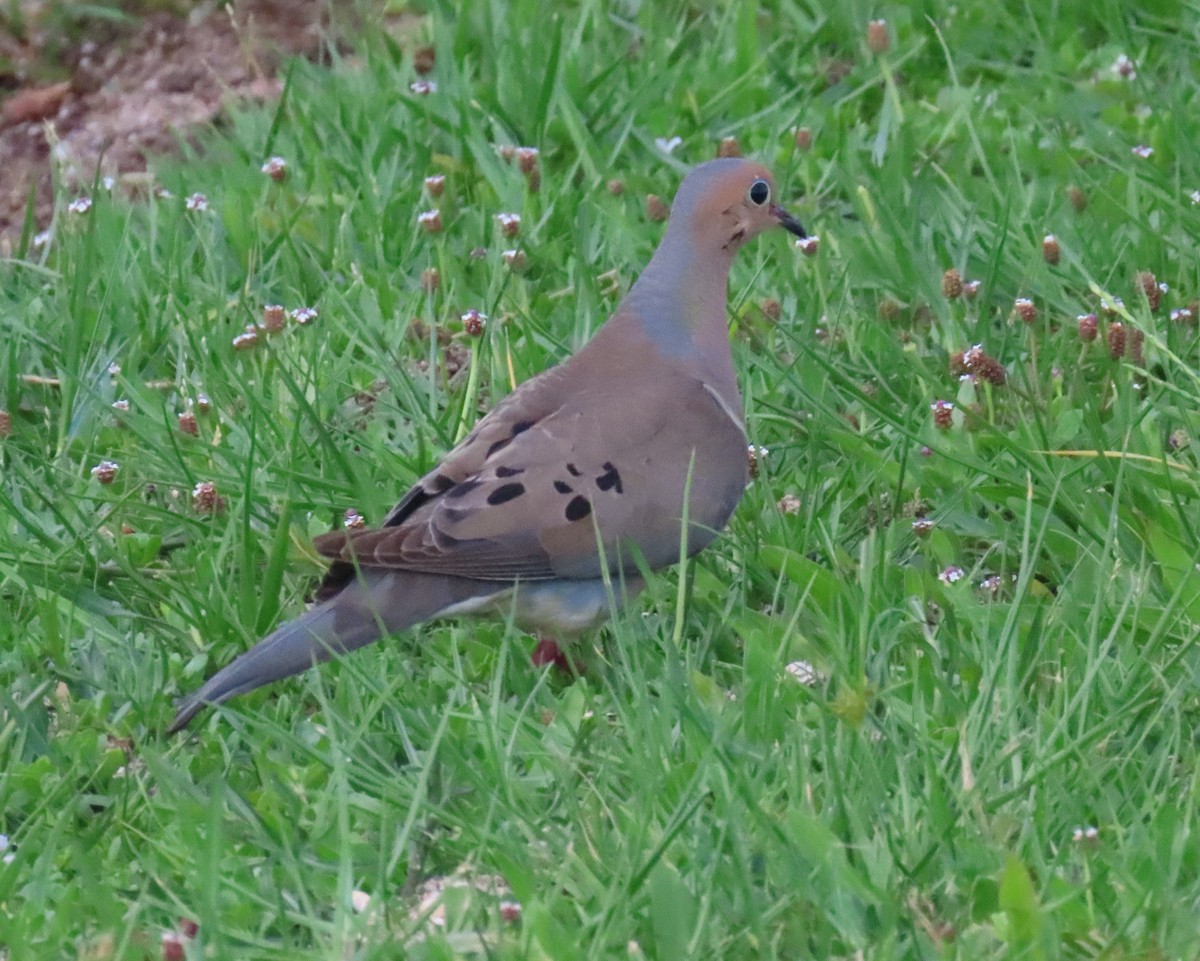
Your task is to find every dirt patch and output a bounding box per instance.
[0,1,328,254]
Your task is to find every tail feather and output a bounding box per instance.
[168,571,503,734]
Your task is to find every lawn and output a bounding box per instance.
[2,1,1200,957]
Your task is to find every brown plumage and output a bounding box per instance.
[168,158,805,734]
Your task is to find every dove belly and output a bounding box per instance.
[442,575,647,636]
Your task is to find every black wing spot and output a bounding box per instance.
[486,421,535,459]
[487,482,526,505]
[495,465,525,478]
[553,479,572,494]
[430,473,455,492]
[595,461,623,493]
[565,495,592,522]
[447,479,483,499]
[566,463,582,477]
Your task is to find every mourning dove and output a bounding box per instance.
[168,158,806,733]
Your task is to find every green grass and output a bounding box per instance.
[3,0,1200,957]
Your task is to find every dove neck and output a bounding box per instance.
[621,236,736,366]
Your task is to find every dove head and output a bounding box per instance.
[669,158,806,257]
[614,158,805,368]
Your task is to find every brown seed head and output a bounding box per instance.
[877,297,902,321]
[417,209,443,233]
[260,156,288,182]
[912,517,935,537]
[262,304,286,333]
[747,444,767,479]
[794,126,813,151]
[421,267,440,292]
[1077,312,1099,341]
[424,174,446,197]
[717,136,742,158]
[162,932,185,961]
[942,268,963,299]
[1107,321,1127,359]
[502,249,528,272]
[1136,270,1162,310]
[1014,297,1037,324]
[192,481,223,514]
[1129,327,1145,366]
[796,235,820,256]
[606,179,625,196]
[931,399,954,430]
[461,308,487,336]
[515,146,540,174]
[413,45,436,75]
[92,460,119,485]
[496,212,521,237]
[177,411,198,436]
[1042,234,1060,265]
[0,410,10,438]
[949,351,968,377]
[760,298,782,322]
[645,194,669,222]
[969,347,1008,386]
[1067,185,1088,211]
[232,327,260,351]
[867,19,891,54]
[343,508,365,529]
[963,279,982,300]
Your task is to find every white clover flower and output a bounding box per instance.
[260,156,288,179]
[1111,54,1136,79]
[938,566,965,585]
[785,660,824,686]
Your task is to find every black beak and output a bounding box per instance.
[770,203,807,238]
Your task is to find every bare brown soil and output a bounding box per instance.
[0,0,327,253]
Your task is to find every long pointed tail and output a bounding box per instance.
[167,571,501,734]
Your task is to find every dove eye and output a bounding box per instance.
[747,179,770,206]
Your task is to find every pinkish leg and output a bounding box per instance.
[531,636,583,676]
